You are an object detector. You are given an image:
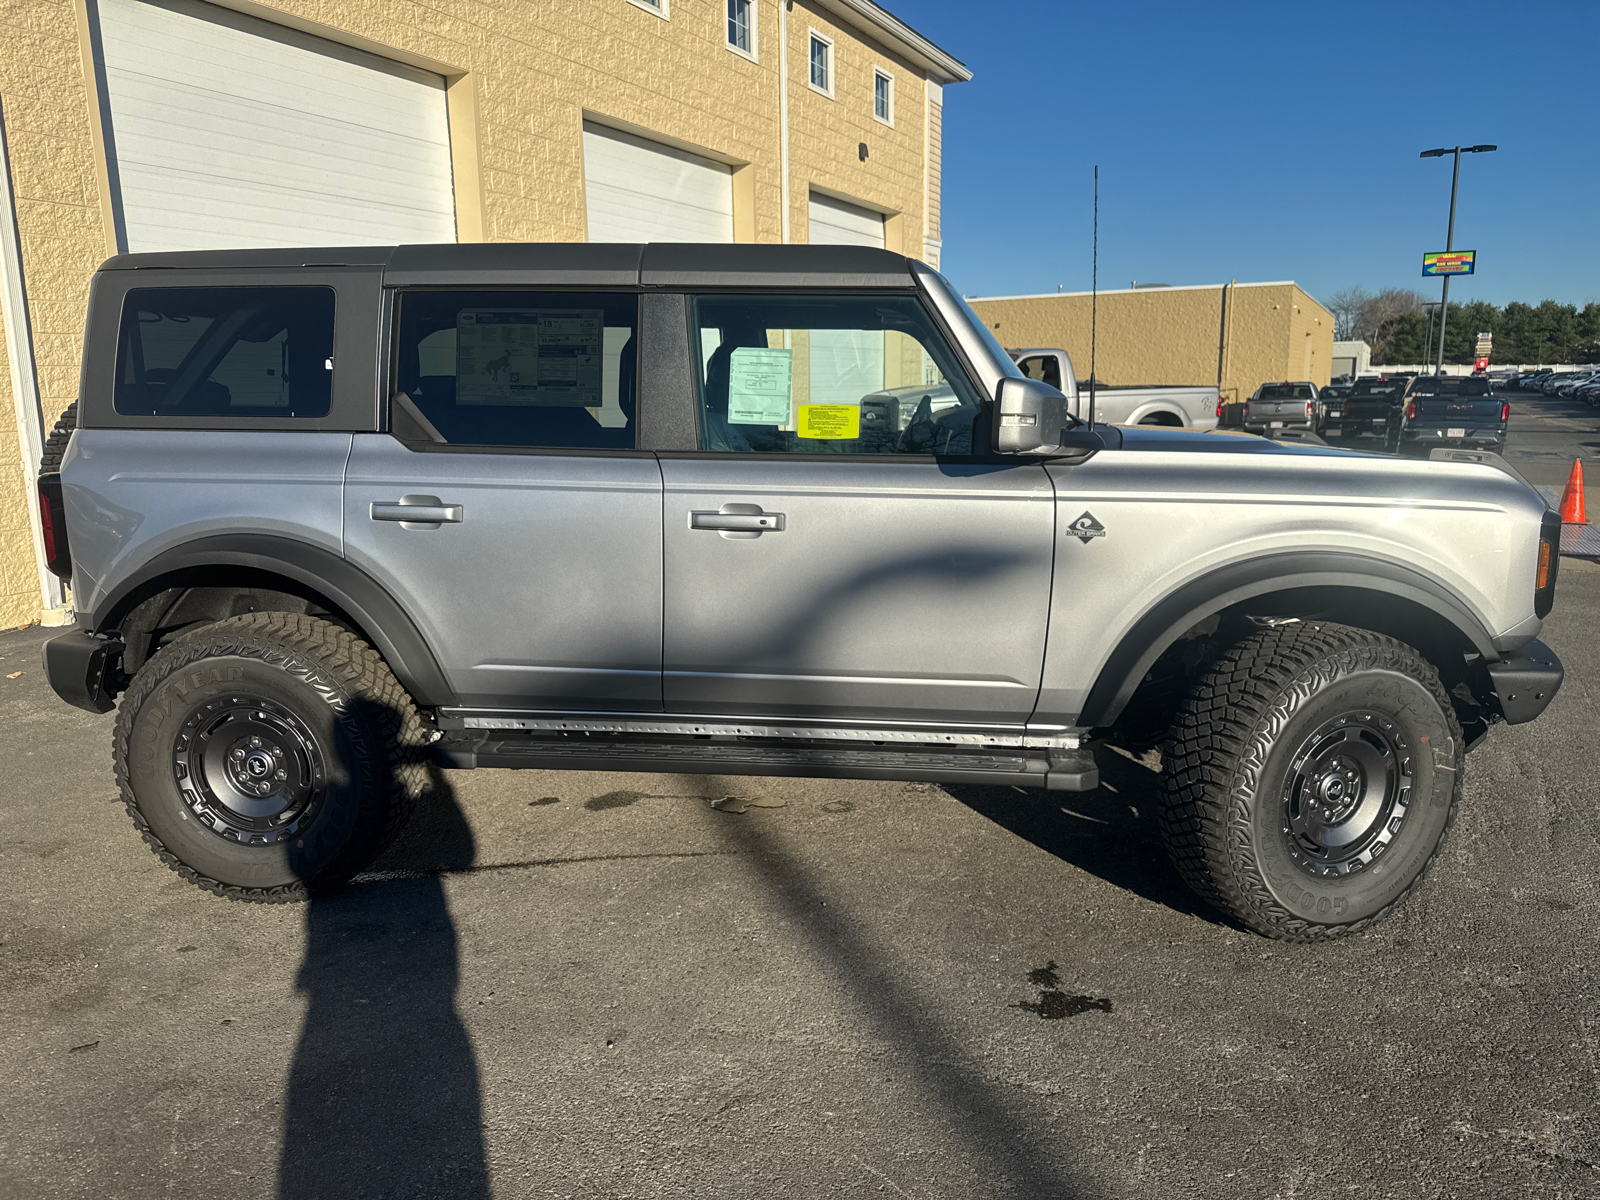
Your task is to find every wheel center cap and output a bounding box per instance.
[244,751,273,778]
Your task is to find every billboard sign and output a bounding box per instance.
[1423,250,1476,277]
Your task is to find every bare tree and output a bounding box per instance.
[1326,287,1371,342]
[1353,288,1426,362]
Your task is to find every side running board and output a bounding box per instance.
[433,732,1099,792]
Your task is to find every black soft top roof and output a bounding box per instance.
[97,242,919,289]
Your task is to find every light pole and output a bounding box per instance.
[1420,144,1495,375]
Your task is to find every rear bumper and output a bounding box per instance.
[1485,639,1563,724]
[1400,429,1505,452]
[42,629,122,714]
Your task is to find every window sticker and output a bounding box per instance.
[797,403,860,439]
[727,347,793,425]
[456,309,603,406]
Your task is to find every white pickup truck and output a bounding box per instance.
[1009,346,1220,429]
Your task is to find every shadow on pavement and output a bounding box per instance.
[691,774,1100,1199]
[946,745,1228,928]
[277,765,489,1200]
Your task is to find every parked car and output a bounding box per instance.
[1386,374,1509,457]
[1242,381,1321,435]
[1320,377,1405,441]
[1009,348,1220,429]
[1556,371,1600,397]
[36,242,1563,943]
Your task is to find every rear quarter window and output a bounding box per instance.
[115,287,335,418]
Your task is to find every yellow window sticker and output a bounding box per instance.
[797,404,860,440]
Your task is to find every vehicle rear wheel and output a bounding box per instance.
[113,612,430,902]
[1158,622,1462,941]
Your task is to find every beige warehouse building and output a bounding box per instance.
[969,282,1334,408]
[0,0,967,626]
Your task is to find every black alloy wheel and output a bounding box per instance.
[1280,711,1410,878]
[172,695,327,845]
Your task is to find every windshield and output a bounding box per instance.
[1260,384,1314,400]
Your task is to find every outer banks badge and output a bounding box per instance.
[1068,512,1106,544]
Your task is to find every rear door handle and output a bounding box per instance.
[371,495,463,528]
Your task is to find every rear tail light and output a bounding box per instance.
[36,473,71,580]
[1501,401,1510,422]
[1406,400,1417,421]
[1536,509,1561,617]
[1305,401,1313,418]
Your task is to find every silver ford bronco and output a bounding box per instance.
[37,243,1564,941]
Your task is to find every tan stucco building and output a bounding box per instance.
[0,0,967,626]
[969,282,1335,406]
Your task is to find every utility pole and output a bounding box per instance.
[1420,143,1496,375]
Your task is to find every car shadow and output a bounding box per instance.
[944,745,1230,928]
[277,751,489,1200]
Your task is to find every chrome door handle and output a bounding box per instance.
[371,495,463,528]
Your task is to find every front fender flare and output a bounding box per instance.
[90,534,456,707]
[1076,551,1501,728]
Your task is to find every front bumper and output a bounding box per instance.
[42,629,123,714]
[1485,639,1563,724]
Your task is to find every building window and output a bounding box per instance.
[873,69,893,124]
[808,32,832,96]
[727,0,754,56]
[627,0,669,18]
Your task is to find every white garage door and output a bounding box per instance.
[583,123,733,243]
[807,194,888,405]
[95,0,456,252]
[807,194,886,248]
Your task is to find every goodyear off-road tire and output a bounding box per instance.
[1159,622,1463,942]
[113,612,430,902]
[37,400,77,475]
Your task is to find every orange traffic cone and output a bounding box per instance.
[1559,457,1587,524]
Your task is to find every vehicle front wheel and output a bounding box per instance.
[1158,622,1462,941]
[113,612,430,902]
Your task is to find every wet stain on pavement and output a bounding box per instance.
[1012,961,1113,1020]
[585,791,647,811]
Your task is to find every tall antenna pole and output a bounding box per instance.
[1089,165,1098,429]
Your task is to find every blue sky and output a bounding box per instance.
[898,0,1599,308]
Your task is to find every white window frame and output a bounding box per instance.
[872,67,894,126]
[807,30,834,98]
[725,0,757,61]
[627,0,669,20]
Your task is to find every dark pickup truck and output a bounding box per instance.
[1387,376,1508,458]
[1323,377,1405,440]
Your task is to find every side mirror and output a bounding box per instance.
[995,376,1073,454]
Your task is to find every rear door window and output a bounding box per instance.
[392,291,637,449]
[115,287,335,417]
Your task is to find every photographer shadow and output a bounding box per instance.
[277,754,489,1200]
[945,745,1228,926]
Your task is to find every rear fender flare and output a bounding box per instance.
[1076,551,1500,728]
[90,534,455,706]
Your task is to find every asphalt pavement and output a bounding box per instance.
[2,400,1598,1200]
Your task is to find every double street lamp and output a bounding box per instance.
[1419,144,1496,375]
